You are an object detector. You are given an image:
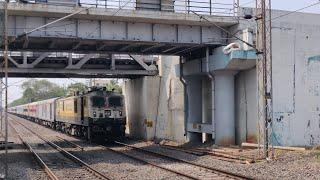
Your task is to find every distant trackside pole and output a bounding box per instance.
[3,1,8,179]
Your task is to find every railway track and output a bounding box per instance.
[9,115,254,180]
[104,141,254,180]
[9,117,111,180]
[159,145,255,164]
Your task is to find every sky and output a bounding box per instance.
[5,0,320,103]
[241,0,320,13]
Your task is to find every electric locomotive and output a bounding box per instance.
[9,87,126,142]
[55,87,126,141]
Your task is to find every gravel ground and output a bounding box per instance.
[11,119,105,180]
[7,115,320,180]
[0,118,50,180]
[128,141,320,180]
[12,115,188,180]
[110,145,234,180]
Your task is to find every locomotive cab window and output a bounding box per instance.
[91,96,105,107]
[108,96,122,107]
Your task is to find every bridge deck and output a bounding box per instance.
[0,2,239,78]
[4,3,238,55]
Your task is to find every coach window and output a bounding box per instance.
[50,104,52,119]
[84,97,87,107]
[74,99,78,113]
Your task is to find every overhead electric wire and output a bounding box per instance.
[67,78,89,88]
[6,78,28,86]
[112,0,134,16]
[271,1,320,21]
[191,10,259,51]
[0,6,91,49]
[191,0,320,52]
[8,22,76,31]
[240,0,255,6]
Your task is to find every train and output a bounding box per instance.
[8,87,126,142]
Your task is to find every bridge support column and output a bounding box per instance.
[185,76,202,142]
[214,71,237,145]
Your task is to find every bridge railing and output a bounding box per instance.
[2,0,239,17]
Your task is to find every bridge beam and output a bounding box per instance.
[7,56,20,67]
[129,55,157,71]
[66,54,96,69]
[1,68,158,78]
[2,52,159,78]
[111,54,116,70]
[30,52,51,67]
[4,3,236,55]
[14,52,52,68]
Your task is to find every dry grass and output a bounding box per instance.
[314,151,320,162]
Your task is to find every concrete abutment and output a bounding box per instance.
[124,46,257,145]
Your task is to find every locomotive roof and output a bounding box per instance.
[10,89,123,108]
[12,97,59,108]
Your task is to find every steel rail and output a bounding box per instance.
[114,141,254,180]
[10,116,198,180]
[160,144,206,156]
[55,136,84,151]
[101,145,200,180]
[11,118,112,180]
[8,121,59,180]
[160,144,255,164]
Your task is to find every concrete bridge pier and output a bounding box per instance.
[213,71,237,145]
[185,76,203,142]
[123,46,257,145]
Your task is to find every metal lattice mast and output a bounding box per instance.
[256,0,273,158]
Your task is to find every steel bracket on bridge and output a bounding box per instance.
[8,52,51,68]
[129,55,157,71]
[66,54,96,69]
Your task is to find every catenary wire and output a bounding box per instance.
[271,1,320,21]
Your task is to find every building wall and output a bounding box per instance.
[270,10,320,146]
[233,9,320,146]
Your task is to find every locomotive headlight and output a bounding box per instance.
[93,111,97,117]
[119,111,122,116]
[105,110,111,117]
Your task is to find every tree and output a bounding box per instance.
[10,79,67,107]
[106,80,122,93]
[67,82,87,94]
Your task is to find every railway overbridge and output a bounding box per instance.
[1,1,239,77]
[0,1,257,145]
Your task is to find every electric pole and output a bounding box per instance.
[256,0,273,158]
[3,1,8,178]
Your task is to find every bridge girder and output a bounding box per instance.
[0,3,238,78]
[4,3,237,55]
[0,53,158,78]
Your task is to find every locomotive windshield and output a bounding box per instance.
[108,96,122,107]
[91,96,106,107]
